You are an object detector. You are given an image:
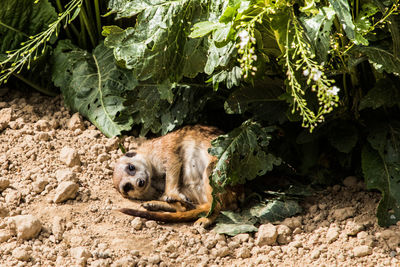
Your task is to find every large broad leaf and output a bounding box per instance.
[249,200,302,223]
[104,0,215,83]
[357,46,400,76]
[214,211,258,236]
[52,40,136,137]
[224,77,287,123]
[328,0,367,45]
[209,120,281,188]
[362,119,400,226]
[0,0,57,53]
[300,6,335,62]
[359,78,400,110]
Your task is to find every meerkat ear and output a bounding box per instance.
[125,151,137,157]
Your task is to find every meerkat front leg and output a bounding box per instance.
[162,163,191,204]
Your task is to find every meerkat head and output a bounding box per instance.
[113,151,154,200]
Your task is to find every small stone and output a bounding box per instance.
[5,190,21,205]
[33,178,49,194]
[0,229,11,242]
[332,207,356,221]
[55,169,77,183]
[345,221,364,236]
[53,181,79,203]
[256,223,278,246]
[212,247,230,258]
[36,132,50,141]
[112,256,136,267]
[147,254,161,264]
[52,216,65,241]
[145,220,158,228]
[12,247,30,261]
[71,246,92,260]
[353,245,372,257]
[34,119,51,131]
[236,247,251,259]
[59,147,81,167]
[0,107,12,131]
[67,113,85,131]
[282,217,302,230]
[310,249,321,259]
[343,176,358,188]
[232,233,250,243]
[97,153,110,163]
[277,225,292,245]
[130,217,142,230]
[9,215,42,240]
[0,204,9,217]
[0,177,10,191]
[326,227,340,243]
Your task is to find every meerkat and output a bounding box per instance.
[112,125,242,227]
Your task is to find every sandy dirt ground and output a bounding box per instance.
[0,88,400,267]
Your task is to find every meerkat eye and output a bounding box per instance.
[138,179,145,187]
[126,164,136,175]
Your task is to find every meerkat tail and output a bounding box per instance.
[119,204,210,223]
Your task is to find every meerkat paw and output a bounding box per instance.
[142,201,177,212]
[193,217,213,228]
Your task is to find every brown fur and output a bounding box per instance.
[113,125,241,227]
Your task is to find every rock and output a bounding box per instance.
[9,215,42,240]
[310,249,321,259]
[55,169,77,183]
[282,217,302,230]
[0,107,12,131]
[33,178,49,194]
[0,204,9,217]
[332,207,356,221]
[34,119,51,131]
[0,177,10,191]
[12,247,30,261]
[67,113,85,131]
[163,241,179,252]
[36,132,51,141]
[326,227,340,243]
[345,221,364,236]
[145,220,158,228]
[343,176,358,188]
[277,225,292,245]
[236,247,251,259]
[111,256,136,267]
[353,245,372,257]
[59,147,81,167]
[71,246,92,260]
[256,223,278,246]
[212,247,230,258]
[232,233,250,243]
[130,217,143,230]
[53,181,79,203]
[52,216,65,241]
[97,153,110,163]
[5,190,21,205]
[147,254,161,264]
[0,229,11,242]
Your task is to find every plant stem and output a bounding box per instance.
[79,6,96,48]
[79,14,88,49]
[0,21,29,38]
[12,73,58,96]
[94,0,102,38]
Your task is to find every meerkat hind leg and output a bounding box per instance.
[142,200,187,212]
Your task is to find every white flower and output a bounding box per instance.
[311,68,322,81]
[303,69,310,77]
[327,86,340,96]
[238,30,250,49]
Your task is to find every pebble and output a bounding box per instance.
[345,221,364,236]
[277,225,292,245]
[0,204,9,217]
[0,107,12,131]
[326,227,339,243]
[12,247,31,261]
[0,229,11,242]
[53,181,79,203]
[67,113,85,131]
[34,119,51,131]
[33,178,49,193]
[147,254,161,264]
[9,215,42,240]
[282,217,302,230]
[236,247,251,259]
[332,207,356,221]
[52,216,65,241]
[256,223,278,246]
[59,147,81,167]
[145,220,158,228]
[343,176,358,188]
[5,190,21,205]
[0,177,10,191]
[232,233,250,243]
[71,246,92,260]
[55,169,77,183]
[353,245,372,257]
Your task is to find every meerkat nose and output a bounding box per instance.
[122,182,134,194]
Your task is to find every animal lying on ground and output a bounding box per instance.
[112,125,242,227]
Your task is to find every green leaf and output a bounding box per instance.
[359,78,400,110]
[362,144,400,227]
[214,211,258,236]
[328,0,367,45]
[209,120,281,188]
[301,6,335,62]
[189,21,221,38]
[52,40,136,137]
[357,46,400,76]
[104,0,214,83]
[327,121,358,153]
[249,200,302,223]
[0,0,57,53]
